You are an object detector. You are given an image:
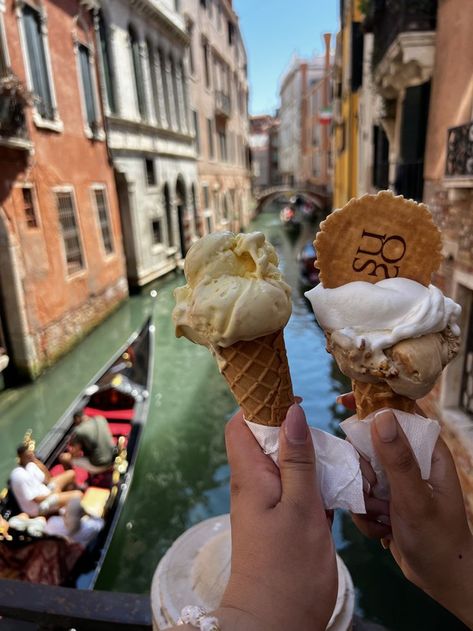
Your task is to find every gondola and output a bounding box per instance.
[0,314,155,588]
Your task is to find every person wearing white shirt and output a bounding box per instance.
[10,444,83,517]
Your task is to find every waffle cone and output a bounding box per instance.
[214,329,294,426]
[352,380,416,420]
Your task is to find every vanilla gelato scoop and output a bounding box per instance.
[305,278,461,399]
[173,231,292,347]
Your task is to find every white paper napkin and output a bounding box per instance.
[341,410,440,501]
[245,420,366,513]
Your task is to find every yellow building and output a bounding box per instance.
[332,0,364,209]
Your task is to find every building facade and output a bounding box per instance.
[420,0,473,518]
[332,0,363,208]
[301,33,333,190]
[0,0,127,382]
[181,0,252,235]
[364,0,437,203]
[279,54,326,187]
[249,114,272,192]
[97,0,198,287]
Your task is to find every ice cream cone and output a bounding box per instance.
[314,191,444,420]
[213,329,294,427]
[351,379,416,420]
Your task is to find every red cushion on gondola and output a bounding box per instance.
[108,422,132,437]
[84,406,134,420]
[50,464,89,486]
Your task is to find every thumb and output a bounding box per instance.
[279,404,320,508]
[371,409,431,514]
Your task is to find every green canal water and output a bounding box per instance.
[0,207,467,631]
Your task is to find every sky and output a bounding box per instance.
[233,0,339,116]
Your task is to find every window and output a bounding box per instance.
[193,110,200,155]
[55,190,83,274]
[146,40,160,123]
[170,57,181,130]
[180,61,189,131]
[163,184,173,246]
[202,184,209,209]
[187,23,194,75]
[21,186,38,228]
[0,12,9,79]
[129,26,147,119]
[460,315,473,417]
[218,129,227,162]
[207,118,214,159]
[78,44,98,129]
[227,21,235,46]
[151,218,162,244]
[159,50,171,127]
[202,41,210,88]
[351,22,363,92]
[97,12,116,114]
[22,4,54,120]
[93,187,114,255]
[145,158,156,186]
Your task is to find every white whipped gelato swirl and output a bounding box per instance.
[305,278,461,351]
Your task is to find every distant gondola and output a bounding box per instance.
[0,316,154,588]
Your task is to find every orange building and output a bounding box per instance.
[0,0,127,383]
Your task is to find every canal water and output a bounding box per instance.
[0,204,467,631]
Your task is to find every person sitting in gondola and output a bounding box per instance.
[10,444,83,518]
[59,410,115,475]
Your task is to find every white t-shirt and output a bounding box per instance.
[10,462,51,517]
[45,515,104,547]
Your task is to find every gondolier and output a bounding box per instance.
[60,411,115,475]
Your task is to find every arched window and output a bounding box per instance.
[163,183,173,246]
[97,11,116,114]
[129,25,147,119]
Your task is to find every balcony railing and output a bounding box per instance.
[369,0,437,69]
[215,90,231,118]
[445,121,473,179]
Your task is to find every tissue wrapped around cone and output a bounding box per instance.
[315,191,443,419]
[213,329,294,427]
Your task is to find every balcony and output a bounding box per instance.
[445,122,473,181]
[0,73,32,151]
[368,0,437,69]
[215,90,231,119]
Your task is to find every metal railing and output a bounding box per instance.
[215,90,231,117]
[445,121,473,178]
[0,578,152,630]
[370,0,437,68]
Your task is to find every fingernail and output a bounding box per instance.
[377,514,391,526]
[374,409,398,442]
[284,404,308,444]
[294,395,303,404]
[380,537,391,550]
[362,476,371,496]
